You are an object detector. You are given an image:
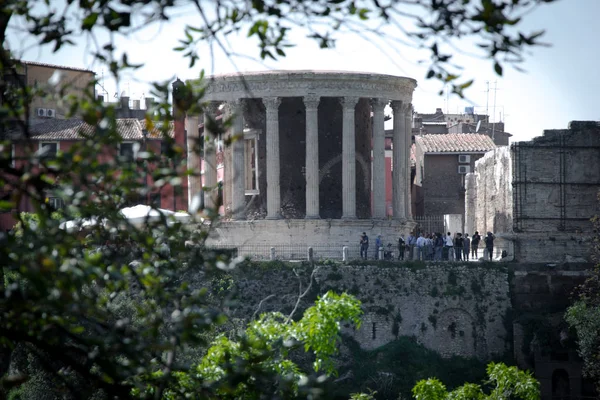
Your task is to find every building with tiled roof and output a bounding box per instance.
[412,133,497,218]
[8,118,174,141]
[18,60,95,74]
[1,115,184,231]
[415,133,497,153]
[414,108,512,146]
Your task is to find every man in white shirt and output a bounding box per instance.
[416,233,426,260]
[444,232,454,261]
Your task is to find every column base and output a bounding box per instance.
[266,214,282,220]
[341,215,357,220]
[305,215,320,220]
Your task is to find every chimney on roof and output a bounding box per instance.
[435,108,443,114]
[120,96,129,109]
[145,97,154,110]
[132,99,140,110]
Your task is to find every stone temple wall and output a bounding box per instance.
[239,96,373,220]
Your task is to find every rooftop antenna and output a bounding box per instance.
[485,81,490,124]
[97,69,109,101]
[491,80,498,141]
[445,86,449,115]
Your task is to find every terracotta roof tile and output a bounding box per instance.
[9,118,174,141]
[415,133,496,153]
[18,60,95,74]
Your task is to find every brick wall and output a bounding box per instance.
[512,122,600,233]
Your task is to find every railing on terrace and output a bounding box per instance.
[207,242,513,262]
[414,215,445,235]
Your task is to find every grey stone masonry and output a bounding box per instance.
[404,105,413,218]
[186,114,200,209]
[264,96,282,219]
[230,99,245,220]
[304,94,321,219]
[203,102,220,209]
[391,101,408,219]
[371,98,387,218]
[341,96,359,219]
[472,146,512,235]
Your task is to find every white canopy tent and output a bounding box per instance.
[59,205,193,232]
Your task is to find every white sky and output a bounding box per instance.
[6,0,600,143]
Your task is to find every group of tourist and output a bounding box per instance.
[360,231,496,261]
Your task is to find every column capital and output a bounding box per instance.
[263,96,281,110]
[303,94,321,110]
[391,100,412,115]
[370,98,388,112]
[340,96,360,109]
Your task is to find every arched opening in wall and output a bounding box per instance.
[551,369,570,400]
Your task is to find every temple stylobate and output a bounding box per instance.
[187,70,418,250]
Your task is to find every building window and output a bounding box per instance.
[119,142,137,161]
[244,129,259,195]
[161,140,169,155]
[39,142,59,159]
[47,197,65,210]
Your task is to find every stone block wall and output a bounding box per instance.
[512,121,600,233]
[207,218,417,259]
[470,146,513,236]
[222,264,511,359]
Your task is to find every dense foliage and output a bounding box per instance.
[412,362,540,400]
[566,192,600,392]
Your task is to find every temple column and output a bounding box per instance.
[304,94,321,219]
[391,100,406,220]
[186,114,200,210]
[371,98,387,219]
[230,99,245,220]
[203,102,219,210]
[404,104,413,218]
[264,96,282,219]
[341,96,359,219]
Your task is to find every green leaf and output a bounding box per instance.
[82,12,98,31]
[494,62,503,76]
